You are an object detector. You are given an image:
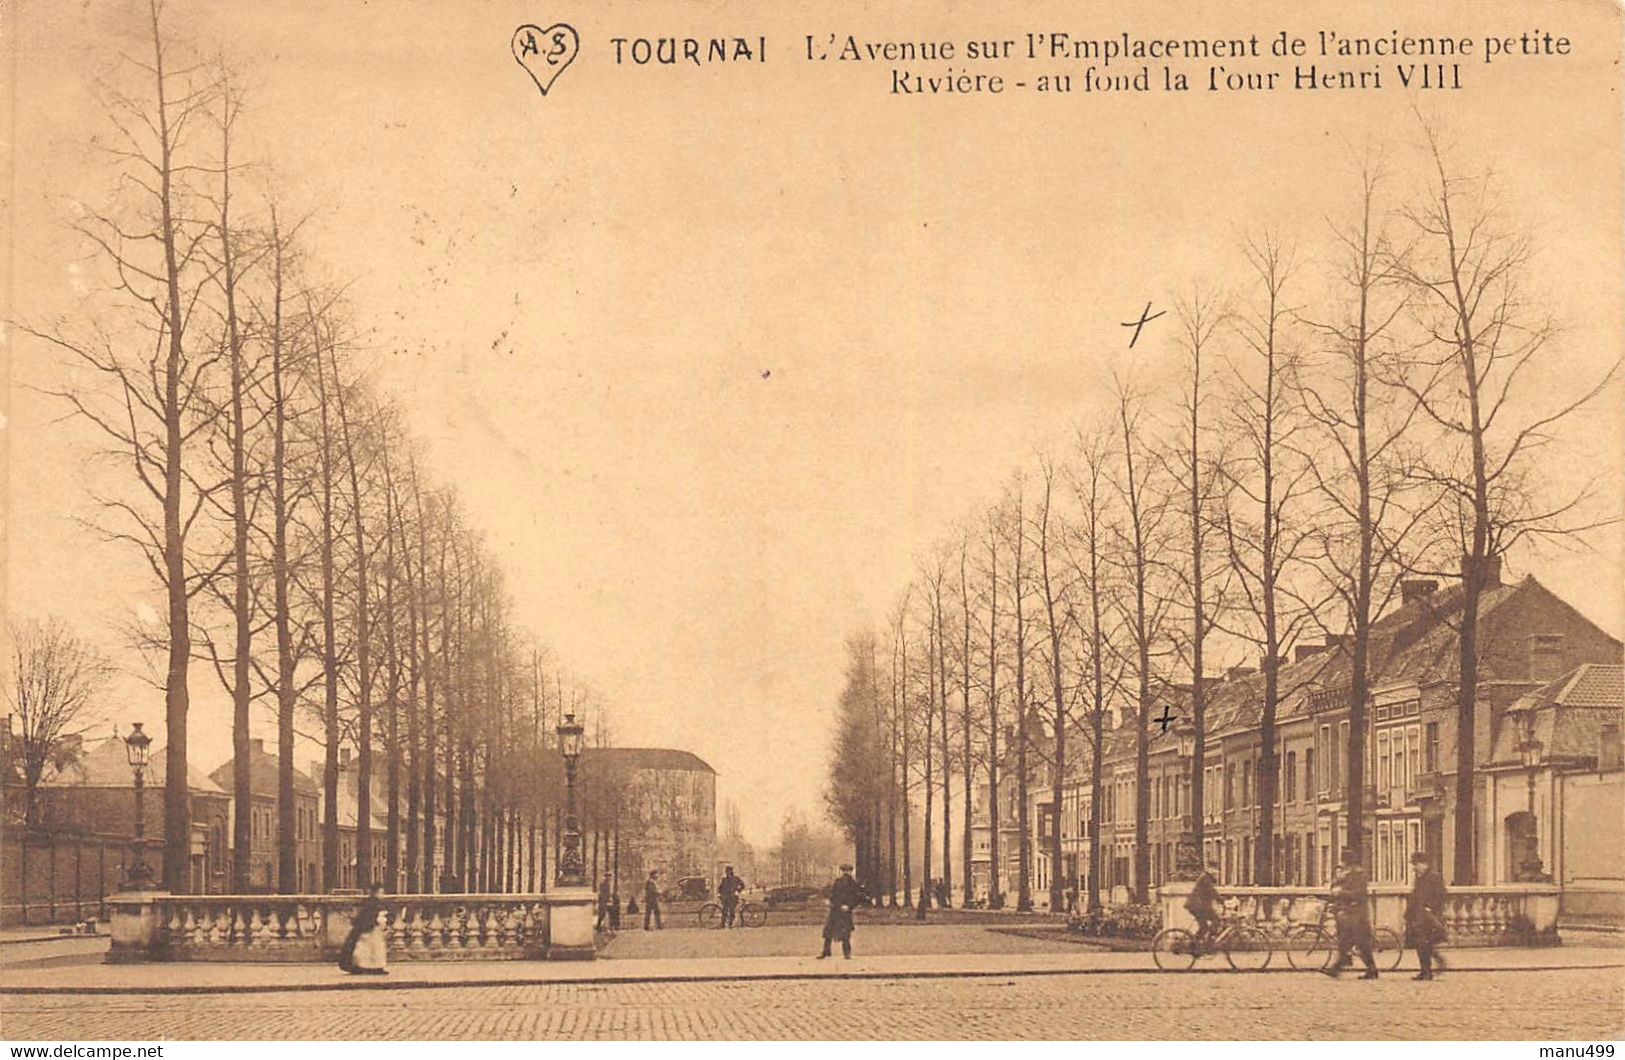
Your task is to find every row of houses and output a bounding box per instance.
[970,568,1625,922]
[2,732,717,922]
[3,736,391,901]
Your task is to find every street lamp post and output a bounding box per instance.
[123,723,154,888]
[556,712,586,887]
[1173,720,1203,881]
[1517,714,1548,883]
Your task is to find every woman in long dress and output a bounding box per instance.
[339,884,389,975]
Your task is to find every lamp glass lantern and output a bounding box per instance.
[559,712,585,763]
[124,722,152,771]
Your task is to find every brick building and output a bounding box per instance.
[23,734,231,896]
[207,738,322,893]
[974,569,1623,918]
[582,747,715,897]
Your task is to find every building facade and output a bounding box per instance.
[974,571,1622,919]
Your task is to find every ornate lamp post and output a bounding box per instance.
[123,723,154,888]
[1517,713,1548,882]
[556,712,587,887]
[1173,719,1203,881]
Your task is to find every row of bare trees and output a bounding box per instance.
[826,124,1614,904]
[24,1,607,895]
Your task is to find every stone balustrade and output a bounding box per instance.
[107,888,597,963]
[1156,881,1562,947]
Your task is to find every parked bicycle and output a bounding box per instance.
[698,900,766,928]
[1282,904,1403,972]
[1151,905,1273,971]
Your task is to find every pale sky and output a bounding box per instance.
[6,0,1622,847]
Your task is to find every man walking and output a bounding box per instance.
[817,863,863,959]
[595,878,612,933]
[643,869,663,931]
[1406,850,1449,980]
[1323,847,1378,979]
[718,865,746,928]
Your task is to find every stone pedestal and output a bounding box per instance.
[1525,884,1561,933]
[105,889,167,964]
[544,886,597,960]
[1157,881,1196,932]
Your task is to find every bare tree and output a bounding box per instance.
[1216,236,1318,885]
[1112,382,1173,902]
[1298,155,1422,864]
[5,620,113,827]
[1391,125,1618,883]
[1035,453,1074,912]
[1066,428,1119,911]
[31,2,225,890]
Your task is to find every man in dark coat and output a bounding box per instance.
[1405,850,1449,980]
[818,864,862,959]
[596,878,612,932]
[643,870,663,930]
[1324,847,1378,979]
[1184,859,1221,955]
[718,865,746,928]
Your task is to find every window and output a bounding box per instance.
[1604,725,1625,771]
[1241,758,1251,807]
[1425,722,1440,773]
[1286,751,1298,802]
[1336,720,1349,794]
[1225,764,1235,810]
[1305,748,1315,800]
[1378,731,1391,788]
[1407,726,1422,789]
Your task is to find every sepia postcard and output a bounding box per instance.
[2,0,1622,1046]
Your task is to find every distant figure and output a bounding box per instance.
[596,878,612,932]
[1405,850,1449,981]
[339,883,388,976]
[1066,877,1081,915]
[608,891,622,931]
[934,878,950,909]
[1323,848,1378,979]
[1184,861,1221,954]
[643,870,663,930]
[818,863,863,959]
[718,865,746,928]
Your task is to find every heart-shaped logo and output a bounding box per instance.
[513,23,579,97]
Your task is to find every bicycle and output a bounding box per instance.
[1283,904,1403,972]
[1151,908,1273,972]
[698,899,766,928]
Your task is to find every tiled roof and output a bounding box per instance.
[1491,664,1624,764]
[208,745,320,798]
[44,736,227,796]
[583,747,715,774]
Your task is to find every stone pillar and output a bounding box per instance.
[544,886,597,960]
[1157,880,1196,933]
[105,889,166,964]
[323,901,354,961]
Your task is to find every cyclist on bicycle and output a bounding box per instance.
[1185,859,1221,954]
[719,865,746,928]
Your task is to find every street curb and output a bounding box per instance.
[4,961,1620,997]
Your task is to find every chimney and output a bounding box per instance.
[1529,634,1565,682]
[1226,663,1257,682]
[1401,579,1439,605]
[250,737,265,755]
[1294,642,1328,663]
[1462,553,1503,589]
[339,747,352,769]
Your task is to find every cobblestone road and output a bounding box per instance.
[4,967,1621,1040]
